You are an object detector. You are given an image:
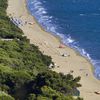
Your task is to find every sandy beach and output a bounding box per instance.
[7,0,100,99]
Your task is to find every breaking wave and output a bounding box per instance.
[27,0,100,80]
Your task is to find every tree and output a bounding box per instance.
[28,94,36,100]
[0,91,15,100]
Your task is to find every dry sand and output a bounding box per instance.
[7,0,100,99]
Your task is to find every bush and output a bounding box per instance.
[0,0,82,99]
[33,71,81,95]
[0,91,15,100]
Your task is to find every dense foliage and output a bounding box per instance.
[0,0,23,39]
[0,0,83,100]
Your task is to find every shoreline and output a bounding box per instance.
[26,1,62,43]
[26,0,95,79]
[26,0,95,74]
[26,0,94,72]
[7,0,100,100]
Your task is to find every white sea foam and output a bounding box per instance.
[66,37,74,43]
[79,13,100,17]
[79,14,85,16]
[27,0,100,79]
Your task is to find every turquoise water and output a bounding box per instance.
[27,0,100,79]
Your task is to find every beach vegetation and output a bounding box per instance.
[0,0,83,100]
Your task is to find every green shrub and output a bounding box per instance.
[0,91,15,100]
[0,0,82,100]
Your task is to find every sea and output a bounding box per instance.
[27,0,100,80]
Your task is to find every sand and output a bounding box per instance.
[7,0,100,99]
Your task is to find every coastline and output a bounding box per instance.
[7,0,100,100]
[26,0,96,71]
[26,0,94,72]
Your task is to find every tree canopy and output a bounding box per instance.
[0,0,83,100]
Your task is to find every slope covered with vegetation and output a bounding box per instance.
[0,0,83,100]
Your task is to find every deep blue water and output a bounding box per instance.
[27,0,100,79]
